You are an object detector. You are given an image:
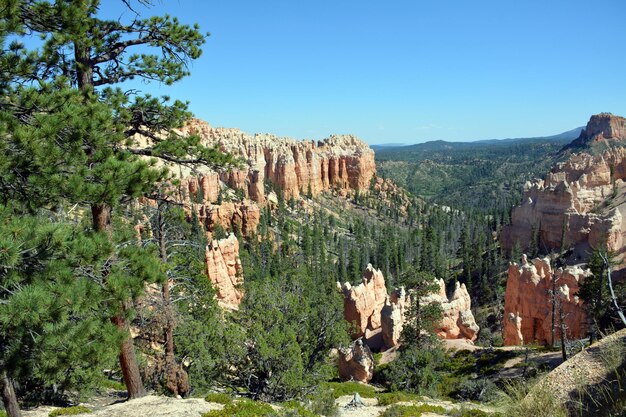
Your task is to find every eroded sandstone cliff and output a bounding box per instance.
[502,114,626,260]
[179,118,376,204]
[567,113,626,149]
[503,255,590,346]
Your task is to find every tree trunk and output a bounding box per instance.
[92,202,146,399]
[91,203,112,237]
[551,274,556,348]
[112,307,147,399]
[77,32,146,400]
[603,256,626,327]
[74,41,93,91]
[558,301,568,362]
[1,371,22,417]
[157,201,189,396]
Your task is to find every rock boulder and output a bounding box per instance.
[337,338,375,383]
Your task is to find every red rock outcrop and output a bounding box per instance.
[205,234,244,309]
[179,119,376,202]
[339,266,480,350]
[337,338,375,383]
[503,255,591,346]
[423,279,480,342]
[338,264,388,340]
[568,113,626,148]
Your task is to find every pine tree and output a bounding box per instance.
[398,267,442,348]
[0,207,121,415]
[1,0,232,399]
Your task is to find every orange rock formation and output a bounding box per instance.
[205,234,244,309]
[502,114,626,259]
[339,266,479,350]
[568,113,626,148]
[427,280,480,341]
[503,255,590,346]
[337,264,388,340]
[337,338,375,383]
[179,118,376,203]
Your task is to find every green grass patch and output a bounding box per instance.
[100,378,126,391]
[49,406,92,417]
[204,392,233,405]
[0,411,7,417]
[201,399,274,417]
[279,401,318,417]
[376,391,423,406]
[378,403,446,417]
[322,381,377,399]
[447,407,503,417]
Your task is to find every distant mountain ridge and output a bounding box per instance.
[374,126,585,213]
[373,127,583,152]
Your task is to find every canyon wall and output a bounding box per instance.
[173,119,376,238]
[179,118,376,205]
[503,255,590,346]
[338,265,479,351]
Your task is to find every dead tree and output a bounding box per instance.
[599,252,626,327]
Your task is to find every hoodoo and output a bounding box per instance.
[338,265,479,350]
[503,255,590,346]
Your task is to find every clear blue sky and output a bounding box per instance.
[102,0,626,144]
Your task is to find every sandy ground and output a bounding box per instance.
[23,395,223,417]
[21,392,500,417]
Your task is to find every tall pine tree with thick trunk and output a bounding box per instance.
[1,0,232,400]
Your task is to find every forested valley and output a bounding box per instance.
[1,2,626,417]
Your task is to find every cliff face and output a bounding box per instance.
[174,119,376,238]
[205,234,244,309]
[568,113,626,148]
[179,119,376,203]
[502,118,626,258]
[338,265,479,351]
[503,255,590,346]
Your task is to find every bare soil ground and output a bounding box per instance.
[23,395,223,417]
[23,392,499,417]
